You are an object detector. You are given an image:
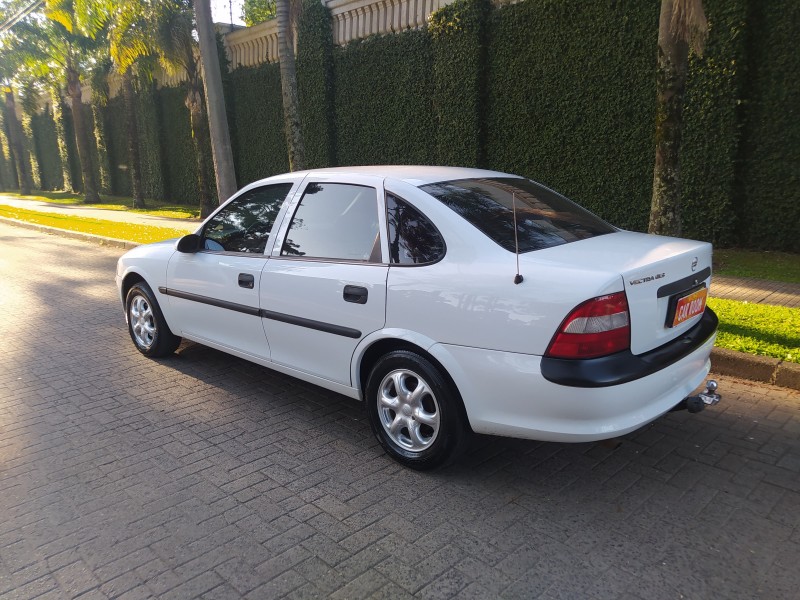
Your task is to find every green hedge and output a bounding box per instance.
[333,30,436,166]
[430,0,489,167]
[54,98,82,193]
[155,86,199,204]
[735,0,800,252]
[486,0,658,231]
[28,105,63,190]
[0,117,15,190]
[680,0,747,246]
[228,62,288,185]
[102,96,132,197]
[12,0,798,251]
[297,0,336,168]
[135,79,166,201]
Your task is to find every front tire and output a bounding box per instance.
[365,350,466,470]
[125,282,181,357]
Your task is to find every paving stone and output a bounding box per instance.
[1,222,799,600]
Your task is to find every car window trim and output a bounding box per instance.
[384,191,447,267]
[270,255,389,267]
[278,181,385,264]
[200,180,299,255]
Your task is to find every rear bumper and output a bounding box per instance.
[540,308,718,388]
[429,320,717,442]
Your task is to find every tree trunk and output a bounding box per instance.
[4,90,33,195]
[123,72,145,208]
[66,67,101,203]
[277,0,305,171]
[193,0,237,204]
[92,103,112,194]
[649,0,689,236]
[186,82,214,218]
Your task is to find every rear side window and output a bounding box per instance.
[203,183,293,254]
[281,183,380,262]
[419,177,615,253]
[386,194,445,265]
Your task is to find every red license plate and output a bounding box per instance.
[671,287,707,327]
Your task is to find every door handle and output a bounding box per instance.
[343,285,368,304]
[238,273,255,289]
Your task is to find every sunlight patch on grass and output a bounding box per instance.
[0,191,200,219]
[0,205,188,245]
[708,298,800,364]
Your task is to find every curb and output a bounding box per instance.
[2,215,798,392]
[711,347,800,392]
[0,216,139,250]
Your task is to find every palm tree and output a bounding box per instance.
[648,0,708,236]
[193,0,237,204]
[0,25,35,195]
[8,6,103,203]
[276,0,304,171]
[1,85,33,194]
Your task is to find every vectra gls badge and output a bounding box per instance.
[629,273,665,285]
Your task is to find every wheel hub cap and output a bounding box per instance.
[129,295,156,349]
[377,369,440,453]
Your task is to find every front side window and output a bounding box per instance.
[281,183,380,262]
[420,177,615,253]
[386,194,445,265]
[203,183,293,254]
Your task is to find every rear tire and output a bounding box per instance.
[365,350,466,470]
[125,282,181,357]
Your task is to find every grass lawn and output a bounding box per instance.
[708,297,799,364]
[0,191,200,220]
[0,205,189,244]
[714,248,800,284]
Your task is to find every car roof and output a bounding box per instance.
[262,165,521,187]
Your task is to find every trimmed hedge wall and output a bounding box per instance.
[486,0,658,231]
[103,96,132,197]
[429,0,489,167]
[228,62,288,186]
[680,0,747,247]
[9,0,797,252]
[29,105,63,191]
[333,30,436,166]
[135,80,166,202]
[297,0,336,169]
[155,86,199,203]
[735,0,800,252]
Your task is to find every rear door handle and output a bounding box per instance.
[238,273,255,289]
[343,285,368,304]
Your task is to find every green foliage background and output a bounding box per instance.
[28,105,63,191]
[297,0,336,169]
[734,0,800,252]
[334,30,435,166]
[228,62,289,186]
[486,0,658,231]
[0,0,796,251]
[155,86,199,204]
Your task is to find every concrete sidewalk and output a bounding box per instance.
[712,275,800,308]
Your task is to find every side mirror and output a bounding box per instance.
[177,234,201,253]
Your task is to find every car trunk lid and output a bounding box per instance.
[529,230,713,355]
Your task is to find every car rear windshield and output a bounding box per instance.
[419,177,616,253]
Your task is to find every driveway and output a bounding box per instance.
[1,222,798,599]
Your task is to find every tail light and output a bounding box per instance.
[545,292,630,359]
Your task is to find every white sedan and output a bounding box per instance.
[116,166,721,469]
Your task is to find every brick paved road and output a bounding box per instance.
[1,222,798,600]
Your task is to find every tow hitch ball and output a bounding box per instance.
[672,380,721,413]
